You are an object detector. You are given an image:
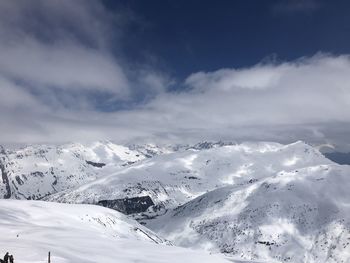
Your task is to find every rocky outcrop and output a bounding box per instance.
[0,146,11,199]
[86,160,106,168]
[98,196,154,215]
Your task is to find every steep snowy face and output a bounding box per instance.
[47,141,331,216]
[0,141,147,200]
[0,200,228,263]
[147,163,350,263]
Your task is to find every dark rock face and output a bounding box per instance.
[189,141,234,150]
[15,175,24,185]
[98,196,154,215]
[30,171,44,177]
[0,146,11,199]
[86,161,106,168]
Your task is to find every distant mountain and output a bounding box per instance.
[0,200,227,263]
[46,141,330,218]
[0,141,150,199]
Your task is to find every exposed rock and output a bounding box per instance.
[86,160,106,168]
[98,196,154,215]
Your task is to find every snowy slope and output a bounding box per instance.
[46,141,332,217]
[0,141,147,199]
[147,163,350,263]
[43,141,350,262]
[2,140,348,262]
[0,200,229,263]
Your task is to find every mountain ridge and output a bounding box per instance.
[1,140,348,262]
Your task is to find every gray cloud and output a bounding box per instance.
[0,0,129,104]
[0,1,349,151]
[0,0,169,106]
[0,40,129,95]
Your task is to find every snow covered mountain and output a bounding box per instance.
[46,141,331,217]
[43,141,350,262]
[1,140,349,262]
[0,141,151,199]
[148,163,350,262]
[0,200,228,263]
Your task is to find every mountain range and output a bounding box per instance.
[0,141,349,262]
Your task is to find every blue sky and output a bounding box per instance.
[104,0,350,78]
[1,0,350,151]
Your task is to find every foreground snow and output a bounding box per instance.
[0,200,229,263]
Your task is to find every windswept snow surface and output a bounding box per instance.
[0,200,229,263]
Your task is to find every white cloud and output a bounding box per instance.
[0,0,168,101]
[0,40,129,95]
[185,65,283,91]
[0,1,349,151]
[183,54,350,125]
[0,0,132,97]
[2,52,350,150]
[111,54,350,148]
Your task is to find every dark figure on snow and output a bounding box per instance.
[3,252,9,263]
[8,255,13,263]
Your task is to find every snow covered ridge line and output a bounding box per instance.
[0,141,159,200]
[0,140,196,200]
[0,139,227,200]
[46,140,331,212]
[0,200,229,263]
[0,139,320,201]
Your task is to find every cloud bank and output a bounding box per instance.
[1,1,350,151]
